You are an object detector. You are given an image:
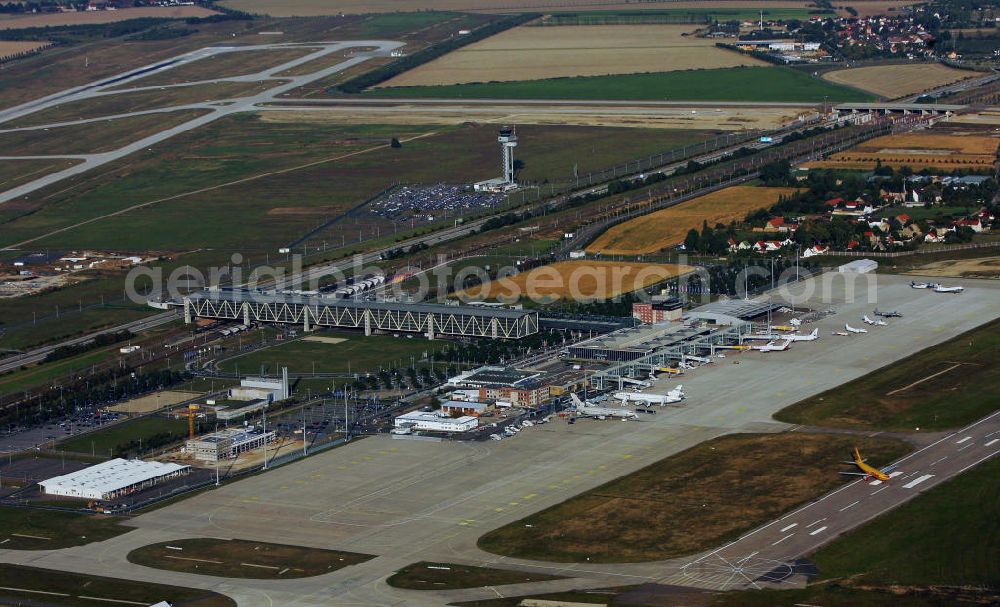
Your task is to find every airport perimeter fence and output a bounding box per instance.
[817,240,1000,258]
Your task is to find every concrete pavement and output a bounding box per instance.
[1,273,997,606]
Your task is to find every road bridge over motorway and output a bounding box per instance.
[833,102,966,115]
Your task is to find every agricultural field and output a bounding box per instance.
[219,0,823,16]
[775,318,1000,432]
[107,390,203,415]
[0,5,218,29]
[805,132,1000,171]
[821,63,977,98]
[6,80,285,128]
[0,109,211,156]
[217,331,452,376]
[0,40,50,56]
[588,185,798,255]
[378,24,767,87]
[369,66,874,102]
[477,432,911,563]
[113,47,319,89]
[456,260,693,302]
[127,538,374,579]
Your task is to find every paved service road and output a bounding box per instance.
[0,274,997,606]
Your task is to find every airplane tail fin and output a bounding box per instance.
[811,328,819,338]
[570,393,584,407]
[853,447,863,462]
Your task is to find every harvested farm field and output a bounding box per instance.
[455,260,694,302]
[220,0,817,16]
[378,24,766,87]
[904,256,1000,279]
[0,6,218,29]
[805,133,1000,171]
[588,185,798,255]
[0,40,49,57]
[821,63,977,98]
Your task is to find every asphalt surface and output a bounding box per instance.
[0,273,996,606]
[0,41,404,205]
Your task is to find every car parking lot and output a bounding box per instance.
[370,183,505,220]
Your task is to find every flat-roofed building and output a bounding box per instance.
[394,411,478,432]
[185,427,276,463]
[39,458,190,501]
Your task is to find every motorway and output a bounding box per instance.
[0,273,996,606]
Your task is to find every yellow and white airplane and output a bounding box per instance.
[840,447,896,482]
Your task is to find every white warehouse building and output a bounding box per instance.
[38,458,191,501]
[838,259,878,274]
[394,411,478,433]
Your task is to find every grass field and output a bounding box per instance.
[712,457,1000,607]
[218,331,451,376]
[477,432,911,563]
[0,158,81,191]
[0,506,131,550]
[0,40,49,55]
[588,185,798,255]
[108,390,202,414]
[127,538,374,579]
[0,347,120,397]
[0,109,211,156]
[58,416,192,457]
[368,66,873,102]
[0,564,235,607]
[904,255,1000,279]
[117,47,319,88]
[821,63,977,99]
[387,561,566,590]
[0,118,713,253]
[379,24,766,87]
[219,0,819,16]
[0,5,218,29]
[805,132,1000,171]
[774,319,1000,432]
[7,80,284,128]
[456,260,693,303]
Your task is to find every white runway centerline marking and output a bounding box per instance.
[903,474,934,489]
[929,456,948,467]
[958,443,974,451]
[806,518,826,528]
[986,438,1000,447]
[809,526,828,536]
[772,534,794,546]
[956,436,972,444]
[839,500,859,512]
[780,523,798,532]
[871,486,888,495]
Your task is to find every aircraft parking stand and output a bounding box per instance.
[0,274,997,606]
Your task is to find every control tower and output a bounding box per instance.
[498,125,518,184]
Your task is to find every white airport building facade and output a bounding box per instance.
[38,459,191,501]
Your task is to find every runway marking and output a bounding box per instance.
[772,533,794,546]
[523,493,537,500]
[956,436,973,444]
[622,454,632,459]
[806,518,826,528]
[903,474,934,489]
[809,526,828,536]
[958,443,975,451]
[889,471,903,478]
[871,486,888,495]
[0,586,70,597]
[780,523,797,532]
[986,439,1000,447]
[494,507,504,512]
[929,457,948,467]
[839,500,859,512]
[508,502,519,506]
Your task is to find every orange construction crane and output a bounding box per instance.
[186,404,199,439]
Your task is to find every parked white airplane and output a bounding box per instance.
[845,323,867,334]
[752,339,792,352]
[862,315,887,326]
[832,331,850,336]
[570,393,638,420]
[934,284,964,293]
[785,328,820,341]
[614,385,685,406]
[684,354,713,364]
[910,281,937,289]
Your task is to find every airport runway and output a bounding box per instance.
[0,273,997,606]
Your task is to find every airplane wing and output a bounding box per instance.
[838,471,869,476]
[881,464,899,473]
